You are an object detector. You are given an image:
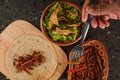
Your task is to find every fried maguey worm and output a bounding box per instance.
[68,40,109,80]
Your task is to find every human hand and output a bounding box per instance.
[82,0,120,29]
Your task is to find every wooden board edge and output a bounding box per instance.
[0,20,68,80]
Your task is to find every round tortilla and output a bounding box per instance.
[6,35,58,80]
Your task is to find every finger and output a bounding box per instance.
[103,15,109,21]
[91,17,97,28]
[104,21,110,27]
[82,8,88,22]
[101,16,110,27]
[82,0,91,22]
[86,3,112,16]
[96,16,106,29]
[108,14,118,20]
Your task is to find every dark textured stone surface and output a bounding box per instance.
[0,0,120,80]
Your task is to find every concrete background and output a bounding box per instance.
[0,0,120,80]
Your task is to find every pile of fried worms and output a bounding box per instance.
[68,44,106,80]
[13,51,45,75]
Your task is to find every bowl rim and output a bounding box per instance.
[40,1,83,46]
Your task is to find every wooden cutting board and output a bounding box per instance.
[0,20,68,80]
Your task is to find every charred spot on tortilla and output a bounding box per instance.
[13,51,45,75]
[36,39,40,42]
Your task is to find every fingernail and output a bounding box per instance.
[93,25,97,28]
[83,18,87,22]
[109,14,118,19]
[106,22,110,27]
[92,26,97,29]
[101,26,105,29]
[105,16,109,20]
[82,18,86,22]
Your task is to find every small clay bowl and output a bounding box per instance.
[68,40,109,80]
[40,1,84,46]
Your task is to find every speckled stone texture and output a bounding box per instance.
[0,0,120,80]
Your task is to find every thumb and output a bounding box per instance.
[86,3,112,16]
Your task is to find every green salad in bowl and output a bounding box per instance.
[41,1,83,46]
